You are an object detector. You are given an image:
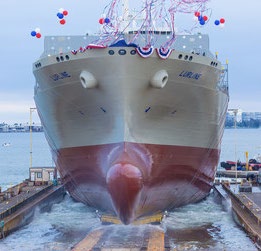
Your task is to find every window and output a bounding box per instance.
[37,172,42,178]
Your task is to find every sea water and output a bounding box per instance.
[0,129,260,250]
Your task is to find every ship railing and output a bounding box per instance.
[40,34,212,58]
[217,64,229,93]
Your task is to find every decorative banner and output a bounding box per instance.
[156,48,173,59]
[71,49,78,55]
[78,47,86,53]
[136,47,154,58]
[86,44,107,49]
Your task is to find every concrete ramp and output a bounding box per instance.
[72,225,166,251]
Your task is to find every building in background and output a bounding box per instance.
[225,111,261,128]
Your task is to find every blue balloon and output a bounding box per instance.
[200,20,205,25]
[214,20,220,25]
[104,17,110,24]
[57,12,64,19]
[198,16,203,21]
[31,31,36,37]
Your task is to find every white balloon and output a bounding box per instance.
[59,8,64,13]
[193,16,198,21]
[35,27,41,33]
[220,23,225,28]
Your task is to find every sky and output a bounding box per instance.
[0,0,260,124]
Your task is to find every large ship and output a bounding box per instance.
[32,1,229,224]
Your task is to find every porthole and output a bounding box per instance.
[108,50,115,55]
[184,55,188,60]
[56,57,60,62]
[189,56,193,61]
[60,56,64,61]
[178,54,183,59]
[65,55,70,60]
[130,50,136,55]
[35,63,41,68]
[118,49,126,55]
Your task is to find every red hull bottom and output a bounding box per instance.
[55,142,219,224]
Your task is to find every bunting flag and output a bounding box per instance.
[78,47,86,53]
[136,46,154,58]
[86,44,107,49]
[156,48,173,59]
[71,49,77,55]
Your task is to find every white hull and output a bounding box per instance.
[34,47,227,149]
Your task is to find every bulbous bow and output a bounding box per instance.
[106,163,143,224]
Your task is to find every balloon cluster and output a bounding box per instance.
[31,28,41,39]
[56,8,69,25]
[95,0,212,48]
[194,11,208,26]
[98,16,111,25]
[214,18,225,27]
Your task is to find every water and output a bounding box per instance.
[0,129,260,250]
[0,133,53,191]
[220,128,261,164]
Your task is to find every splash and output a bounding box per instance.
[96,0,210,48]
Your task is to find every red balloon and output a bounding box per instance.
[99,18,104,24]
[220,18,225,24]
[36,33,41,38]
[60,19,66,25]
[63,10,68,16]
[194,11,200,17]
[203,16,208,21]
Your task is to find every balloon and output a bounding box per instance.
[99,18,104,24]
[200,20,205,25]
[104,17,110,24]
[203,16,208,21]
[214,20,220,25]
[198,16,203,21]
[35,27,40,33]
[194,11,200,17]
[36,33,41,38]
[59,8,64,13]
[220,18,225,24]
[57,12,64,19]
[60,19,66,25]
[63,10,68,16]
[31,31,36,37]
[220,23,225,28]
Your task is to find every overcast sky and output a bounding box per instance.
[0,0,260,123]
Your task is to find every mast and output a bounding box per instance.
[122,0,129,21]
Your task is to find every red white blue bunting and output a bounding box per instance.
[71,44,107,55]
[136,47,154,58]
[86,44,107,49]
[156,48,173,59]
[71,49,77,55]
[79,47,86,53]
